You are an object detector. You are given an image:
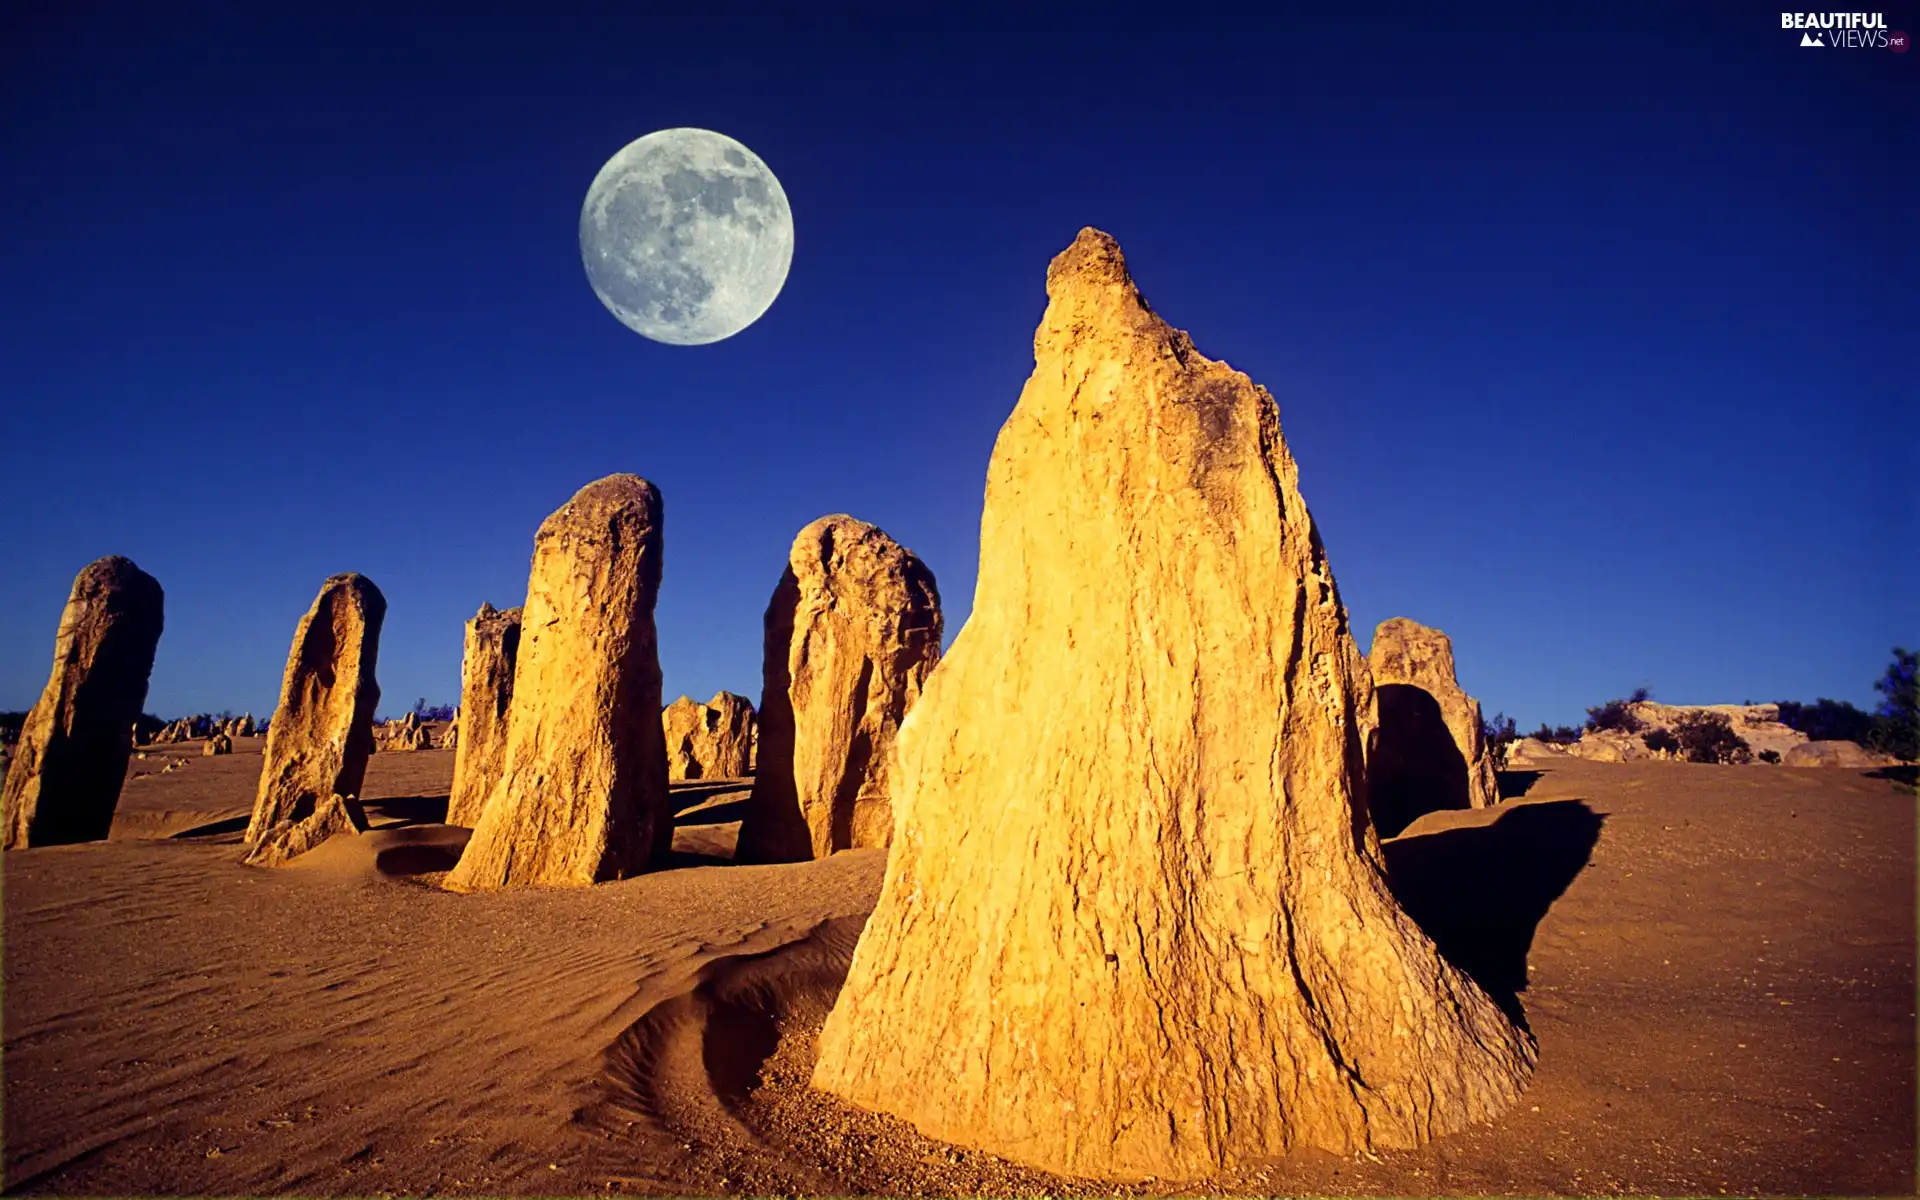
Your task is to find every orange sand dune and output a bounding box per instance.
[4,744,1913,1195]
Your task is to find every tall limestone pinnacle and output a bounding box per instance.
[810,229,1535,1180]
[446,475,670,890]
[2,556,165,849]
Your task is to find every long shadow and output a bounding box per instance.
[677,797,752,827]
[1371,684,1471,837]
[1382,798,1604,1026]
[671,780,752,814]
[171,814,249,840]
[361,794,449,827]
[1497,769,1546,800]
[1866,764,1918,794]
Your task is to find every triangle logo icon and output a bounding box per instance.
[1800,31,1824,46]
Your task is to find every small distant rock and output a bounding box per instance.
[203,733,233,757]
[380,713,431,752]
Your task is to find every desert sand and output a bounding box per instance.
[2,734,1911,1196]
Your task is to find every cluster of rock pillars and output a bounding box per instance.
[1,229,1531,1181]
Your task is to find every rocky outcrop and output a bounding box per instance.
[446,476,670,891]
[1563,734,1640,763]
[1783,739,1896,768]
[1627,702,1806,761]
[1506,737,1569,765]
[810,229,1534,1180]
[735,516,942,862]
[245,575,385,850]
[661,691,757,781]
[380,712,431,752]
[2,557,165,849]
[244,793,368,868]
[203,732,233,757]
[1367,617,1500,836]
[446,604,521,828]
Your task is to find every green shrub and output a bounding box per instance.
[1481,711,1518,761]
[1758,749,1781,764]
[1674,711,1752,764]
[1869,647,1918,762]
[1642,728,1681,756]
[1586,698,1645,734]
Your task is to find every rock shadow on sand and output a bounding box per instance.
[1383,798,1604,1025]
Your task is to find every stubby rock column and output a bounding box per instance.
[446,475,669,890]
[3,557,164,848]
[1367,616,1501,836]
[662,690,757,781]
[811,229,1535,1181]
[736,515,941,862]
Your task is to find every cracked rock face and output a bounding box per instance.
[810,228,1535,1181]
[3,556,164,849]
[662,691,756,781]
[736,515,941,862]
[1367,617,1500,836]
[447,603,522,828]
[246,574,384,848]
[446,475,669,890]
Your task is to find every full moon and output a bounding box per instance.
[579,128,794,346]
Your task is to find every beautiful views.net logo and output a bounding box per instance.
[1781,12,1908,49]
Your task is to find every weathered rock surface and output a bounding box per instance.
[736,516,942,862]
[446,604,521,828]
[661,691,757,781]
[440,720,459,750]
[202,732,233,757]
[1783,739,1896,768]
[811,229,1534,1180]
[245,574,386,848]
[243,793,368,868]
[1564,734,1640,763]
[446,475,669,891]
[2,557,165,849]
[1507,737,1569,764]
[1367,617,1500,835]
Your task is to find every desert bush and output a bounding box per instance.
[1585,697,1645,735]
[1642,728,1680,756]
[1775,698,1877,744]
[1869,647,1918,762]
[1758,749,1781,764]
[1481,711,1518,761]
[0,711,24,746]
[1673,711,1751,764]
[1528,723,1582,744]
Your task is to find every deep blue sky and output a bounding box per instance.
[1,2,1911,727]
